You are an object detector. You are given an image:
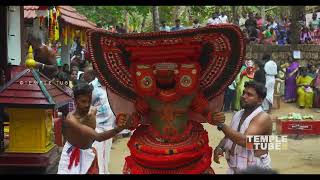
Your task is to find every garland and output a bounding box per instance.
[128,127,208,155]
[125,122,212,170]
[124,149,212,174]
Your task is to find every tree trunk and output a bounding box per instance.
[186,6,192,23]
[173,6,182,20]
[261,6,266,22]
[141,15,147,32]
[124,10,129,32]
[152,6,160,32]
[290,6,305,47]
[231,6,237,24]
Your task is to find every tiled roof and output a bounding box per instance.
[24,6,38,19]
[0,68,73,108]
[23,6,96,29]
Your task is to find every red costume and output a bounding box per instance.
[86,25,245,174]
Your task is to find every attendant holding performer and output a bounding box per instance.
[57,82,128,174]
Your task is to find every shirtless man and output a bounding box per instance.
[213,81,272,174]
[58,81,128,174]
[26,34,58,79]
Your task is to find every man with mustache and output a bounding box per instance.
[58,81,128,174]
[213,81,273,174]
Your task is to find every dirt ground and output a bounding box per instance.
[108,99,320,174]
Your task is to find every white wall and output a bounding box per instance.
[7,6,21,65]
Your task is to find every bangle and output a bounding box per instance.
[217,123,225,131]
[218,147,224,152]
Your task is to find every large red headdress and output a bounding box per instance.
[86,24,245,102]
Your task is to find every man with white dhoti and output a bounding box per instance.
[213,81,273,174]
[262,55,278,112]
[58,82,128,174]
[83,67,116,174]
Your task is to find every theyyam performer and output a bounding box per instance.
[86,24,246,174]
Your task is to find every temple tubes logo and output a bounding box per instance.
[246,135,288,151]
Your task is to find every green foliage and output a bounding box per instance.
[73,6,294,32]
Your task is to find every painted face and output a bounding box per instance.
[133,63,199,96]
[240,87,262,109]
[75,93,92,115]
[155,70,176,90]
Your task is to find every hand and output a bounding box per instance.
[87,107,97,120]
[34,62,44,70]
[208,112,225,126]
[213,147,224,164]
[88,107,97,117]
[116,113,129,129]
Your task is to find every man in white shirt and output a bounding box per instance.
[159,20,171,32]
[207,12,221,25]
[262,54,278,112]
[239,13,247,30]
[83,66,116,174]
[192,19,201,28]
[171,19,185,31]
[219,12,228,24]
[268,17,278,30]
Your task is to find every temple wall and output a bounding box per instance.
[246,44,320,66]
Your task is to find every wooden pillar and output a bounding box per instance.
[20,7,26,65]
[0,6,8,79]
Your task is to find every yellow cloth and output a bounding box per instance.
[296,75,314,108]
[234,75,253,111]
[69,81,73,89]
[55,10,60,41]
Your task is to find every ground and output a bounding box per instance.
[109,99,320,174]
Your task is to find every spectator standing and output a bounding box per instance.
[83,66,116,174]
[300,25,313,44]
[171,19,185,31]
[309,12,319,31]
[255,13,264,31]
[262,55,278,112]
[207,12,221,25]
[159,20,171,32]
[219,12,228,23]
[245,12,257,31]
[254,60,266,86]
[192,19,201,28]
[239,13,247,30]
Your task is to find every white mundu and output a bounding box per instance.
[223,106,272,174]
[262,60,278,110]
[58,141,96,174]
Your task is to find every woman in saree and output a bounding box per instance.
[296,67,314,108]
[284,56,299,103]
[312,66,320,108]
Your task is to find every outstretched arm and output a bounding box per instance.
[34,46,58,75]
[219,112,272,147]
[66,117,125,143]
[191,92,225,125]
[65,108,128,143]
[115,98,149,130]
[116,112,141,130]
